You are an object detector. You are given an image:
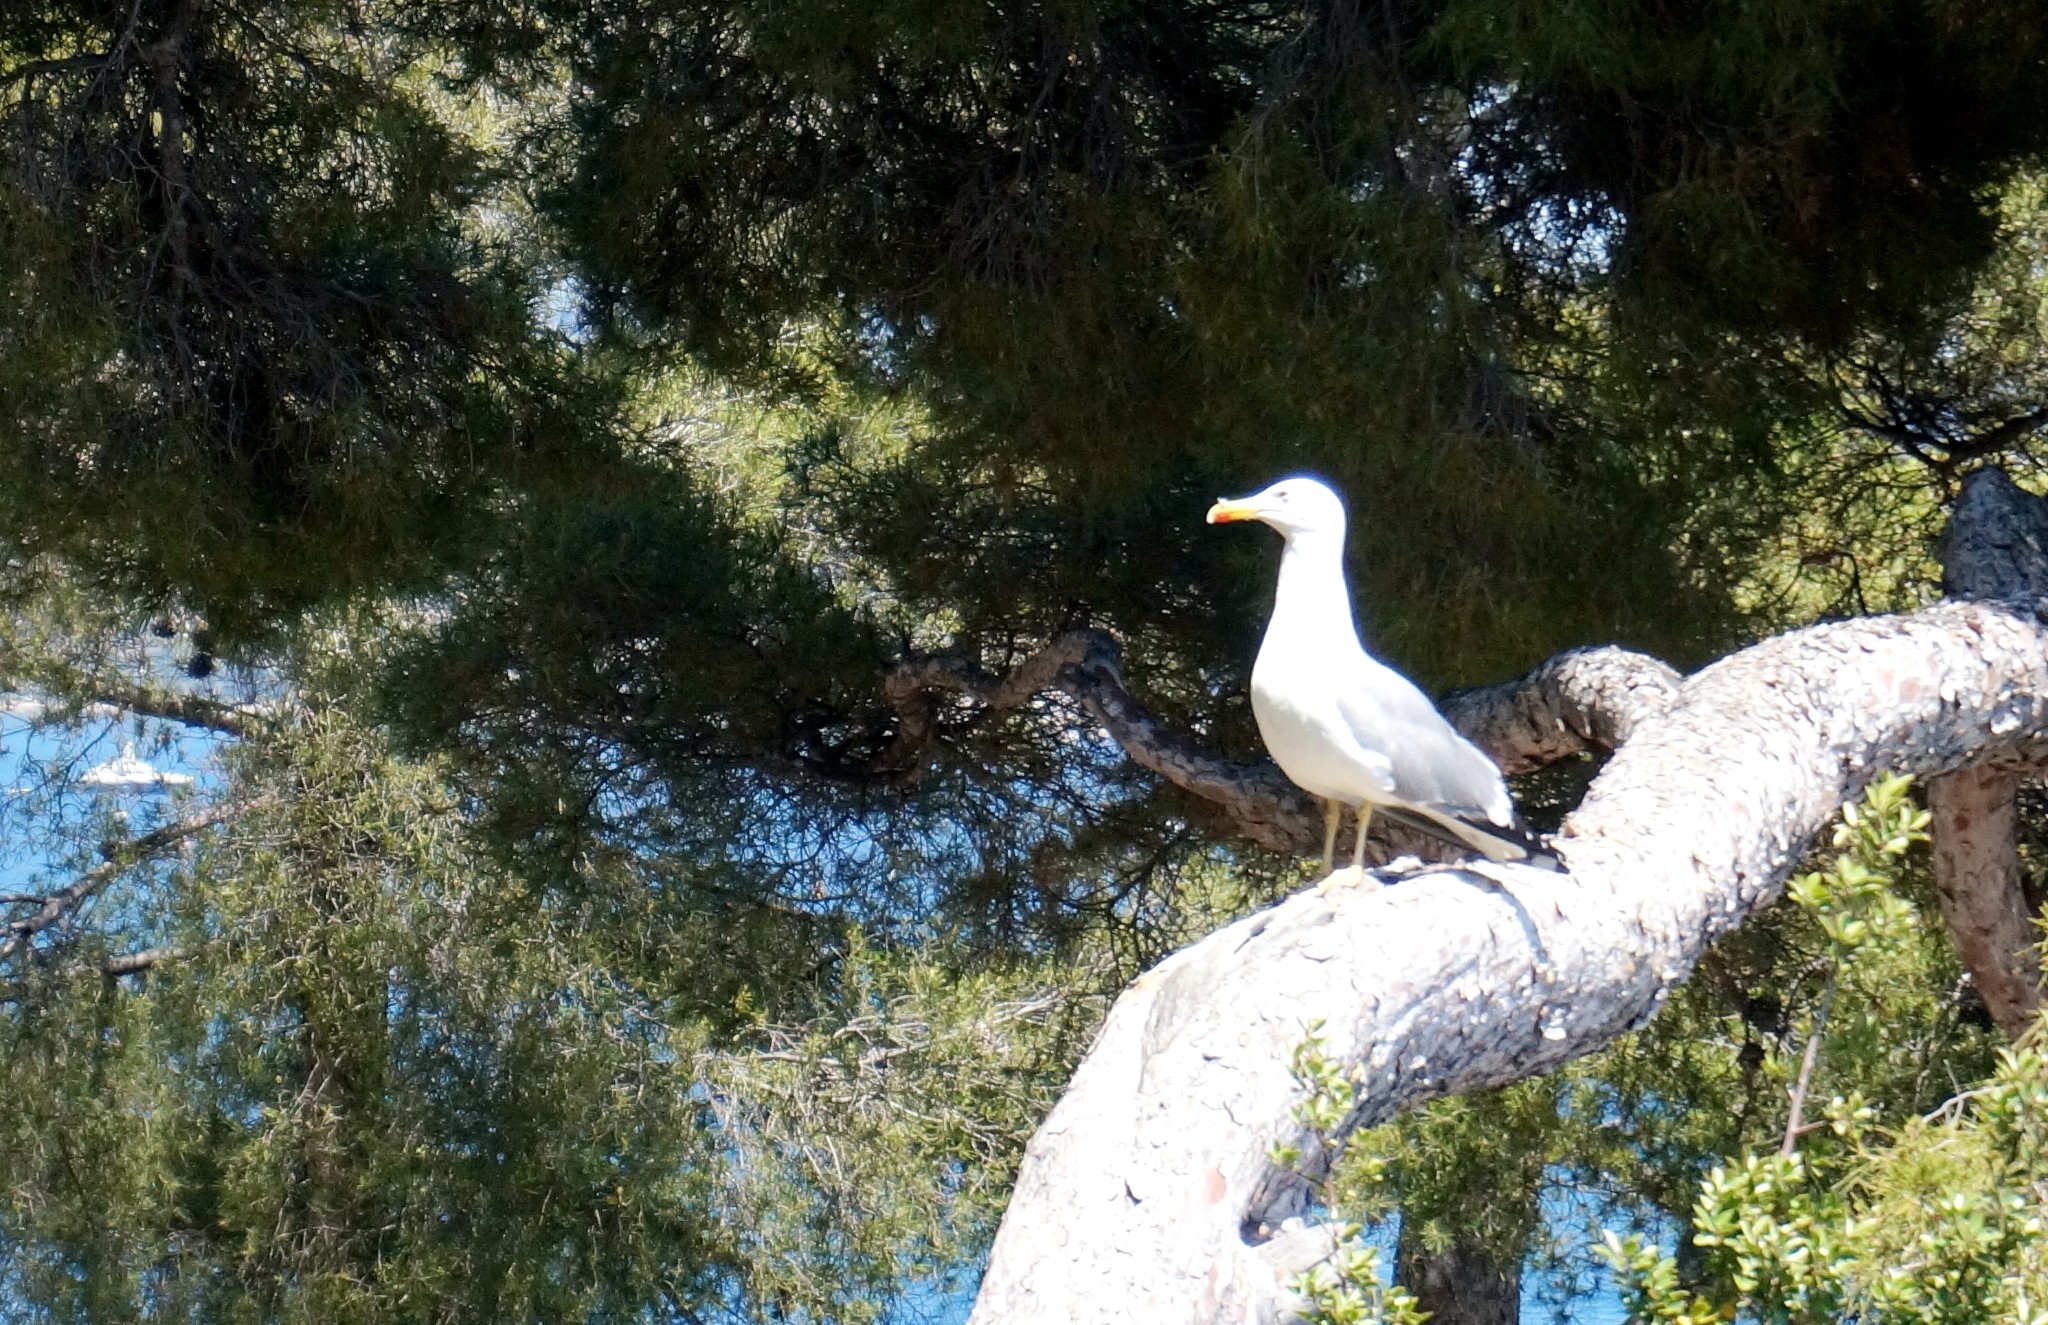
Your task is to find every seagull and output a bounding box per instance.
[1207,475,1549,878]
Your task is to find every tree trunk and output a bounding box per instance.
[1926,766,2042,1035]
[1925,468,2048,1035]
[1397,1229,1519,1325]
[965,469,2048,1324]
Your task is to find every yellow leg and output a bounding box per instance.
[1321,798,1341,875]
[1316,802,1378,896]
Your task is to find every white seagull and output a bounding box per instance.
[1207,475,1547,877]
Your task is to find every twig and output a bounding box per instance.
[1781,969,1839,1157]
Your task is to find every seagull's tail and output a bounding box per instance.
[1382,805,1564,872]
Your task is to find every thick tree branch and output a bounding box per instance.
[1940,467,2048,604]
[881,633,1676,853]
[1440,646,1683,775]
[967,474,2048,1324]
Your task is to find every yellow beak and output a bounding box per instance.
[1206,497,1262,525]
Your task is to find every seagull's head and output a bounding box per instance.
[1205,475,1347,543]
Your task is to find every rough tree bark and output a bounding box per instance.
[1926,468,2048,1035]
[1926,767,2041,1036]
[961,469,2048,1325]
[1396,1231,1517,1325]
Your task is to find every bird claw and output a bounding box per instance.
[1314,866,1378,896]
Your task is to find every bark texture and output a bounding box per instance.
[1397,1232,1519,1325]
[965,473,2048,1325]
[1926,468,2048,1035]
[1439,645,1683,775]
[1927,763,2042,1036]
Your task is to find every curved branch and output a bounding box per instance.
[881,632,1677,851]
[1055,635,1322,853]
[1440,645,1682,775]
[968,592,2048,1323]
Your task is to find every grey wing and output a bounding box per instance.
[1331,659,1513,824]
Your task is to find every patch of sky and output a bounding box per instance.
[0,631,249,967]
[538,273,593,343]
[854,308,935,385]
[1449,82,1622,282]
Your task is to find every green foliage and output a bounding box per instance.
[1593,778,2048,1324]
[0,2,613,635]
[1788,771,1929,955]
[1273,1023,1430,1325]
[0,678,1098,1323]
[1295,1232,1432,1325]
[1604,1043,2048,1325]
[1281,777,2013,1319]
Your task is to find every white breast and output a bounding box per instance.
[1250,652,1393,806]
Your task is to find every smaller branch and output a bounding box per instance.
[873,631,1100,779]
[1954,405,2048,459]
[87,680,266,737]
[104,944,183,976]
[879,633,1682,854]
[1839,379,2048,474]
[0,800,246,962]
[0,52,114,92]
[1054,639,1322,853]
[0,640,269,736]
[1781,971,1838,1157]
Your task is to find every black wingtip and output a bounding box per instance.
[1378,806,1564,871]
[1473,820,1566,871]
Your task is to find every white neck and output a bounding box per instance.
[1267,529,1360,648]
